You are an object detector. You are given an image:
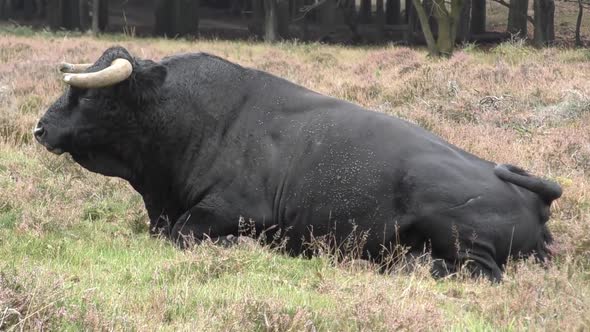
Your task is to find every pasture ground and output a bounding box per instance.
[0,29,589,330]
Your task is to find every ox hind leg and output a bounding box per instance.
[430,248,503,282]
[382,245,502,282]
[415,214,504,282]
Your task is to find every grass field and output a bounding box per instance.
[0,29,589,331]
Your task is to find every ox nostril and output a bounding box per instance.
[33,124,45,138]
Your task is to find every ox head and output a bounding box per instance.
[35,47,167,180]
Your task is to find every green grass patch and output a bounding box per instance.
[0,209,19,230]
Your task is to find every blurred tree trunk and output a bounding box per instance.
[414,0,465,56]
[154,0,170,36]
[359,0,371,23]
[48,0,64,29]
[533,0,554,46]
[291,0,300,17]
[406,0,418,43]
[79,0,90,31]
[342,0,359,41]
[97,0,108,30]
[35,0,46,18]
[508,0,528,38]
[155,0,199,37]
[455,0,471,42]
[230,0,242,15]
[433,0,452,54]
[91,0,100,33]
[386,0,400,24]
[291,0,310,39]
[470,0,485,34]
[435,0,464,54]
[0,0,11,19]
[319,0,336,36]
[547,0,555,41]
[174,0,200,36]
[422,0,437,35]
[48,0,81,30]
[263,0,279,42]
[88,0,108,31]
[412,0,437,54]
[376,0,385,39]
[575,0,584,46]
[23,0,34,19]
[277,0,290,38]
[65,0,81,28]
[250,0,264,36]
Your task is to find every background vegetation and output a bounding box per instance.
[0,28,589,330]
[1,0,588,49]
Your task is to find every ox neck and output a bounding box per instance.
[131,62,254,214]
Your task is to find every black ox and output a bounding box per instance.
[35,47,562,282]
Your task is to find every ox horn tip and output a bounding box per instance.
[59,62,92,74]
[58,62,72,73]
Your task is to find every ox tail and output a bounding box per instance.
[494,164,563,203]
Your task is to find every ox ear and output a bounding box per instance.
[127,59,167,103]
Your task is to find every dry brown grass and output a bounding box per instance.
[0,32,589,330]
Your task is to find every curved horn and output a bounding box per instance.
[58,62,93,73]
[63,58,133,89]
